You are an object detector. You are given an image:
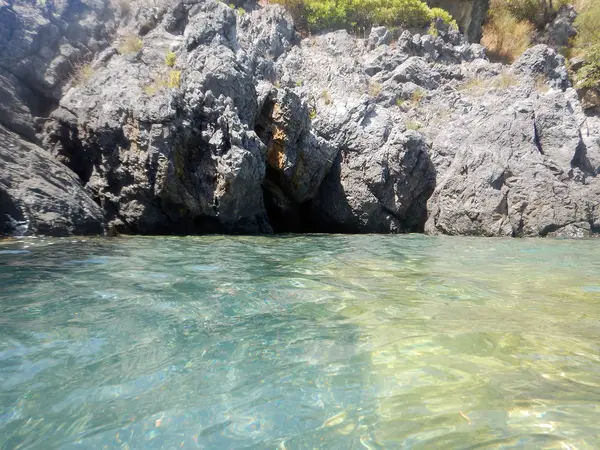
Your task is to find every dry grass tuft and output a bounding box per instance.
[118,35,143,55]
[482,7,533,63]
[165,51,176,68]
[458,77,486,92]
[321,89,333,105]
[491,71,520,89]
[410,88,426,107]
[168,70,181,88]
[143,70,182,96]
[71,63,94,87]
[458,70,520,95]
[368,81,382,98]
[404,119,421,131]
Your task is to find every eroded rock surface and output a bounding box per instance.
[0,124,104,236]
[422,47,600,237]
[2,0,600,237]
[0,0,116,235]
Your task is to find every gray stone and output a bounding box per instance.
[423,56,600,237]
[0,0,116,136]
[311,130,435,233]
[513,45,570,90]
[0,125,105,236]
[536,5,578,49]
[547,222,592,238]
[368,26,392,50]
[2,0,599,238]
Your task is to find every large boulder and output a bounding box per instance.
[424,49,600,237]
[310,130,435,233]
[0,125,105,236]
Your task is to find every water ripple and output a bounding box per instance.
[1,235,600,449]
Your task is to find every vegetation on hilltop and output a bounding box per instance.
[482,0,600,90]
[269,0,457,33]
[482,0,568,62]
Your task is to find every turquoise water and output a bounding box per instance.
[1,235,600,449]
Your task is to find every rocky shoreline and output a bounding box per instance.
[1,0,599,237]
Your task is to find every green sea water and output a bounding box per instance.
[1,235,600,449]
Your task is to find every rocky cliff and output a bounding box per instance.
[2,0,600,237]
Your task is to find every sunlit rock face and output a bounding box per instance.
[0,0,116,235]
[2,0,600,237]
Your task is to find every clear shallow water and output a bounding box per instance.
[1,235,600,450]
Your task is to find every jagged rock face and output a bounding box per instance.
[0,0,116,141]
[424,47,600,237]
[534,5,578,49]
[0,124,104,236]
[0,0,115,236]
[42,1,600,237]
[43,1,454,235]
[310,130,435,233]
[44,0,294,234]
[3,0,600,237]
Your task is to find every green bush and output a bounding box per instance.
[577,45,600,88]
[429,7,458,29]
[272,0,453,32]
[362,0,433,28]
[304,0,347,29]
[165,50,176,68]
[574,0,600,48]
[574,0,600,87]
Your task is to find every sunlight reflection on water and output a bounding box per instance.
[0,235,599,449]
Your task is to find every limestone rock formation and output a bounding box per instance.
[0,0,116,140]
[0,124,105,236]
[2,0,600,238]
[44,0,292,234]
[424,47,600,237]
[0,0,116,235]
